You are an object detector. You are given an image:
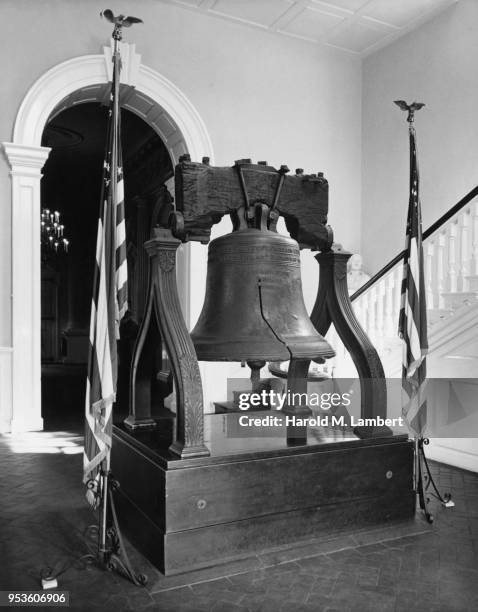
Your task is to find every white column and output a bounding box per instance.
[2,143,51,432]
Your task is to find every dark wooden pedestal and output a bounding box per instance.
[112,414,414,575]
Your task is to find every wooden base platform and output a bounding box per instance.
[112,413,415,575]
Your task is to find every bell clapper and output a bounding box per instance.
[247,360,266,394]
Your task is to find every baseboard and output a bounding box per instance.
[0,419,12,434]
[10,417,44,433]
[426,441,478,473]
[0,348,12,434]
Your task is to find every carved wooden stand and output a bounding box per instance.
[123,158,389,439]
[123,270,158,430]
[312,248,392,438]
[286,247,391,442]
[138,228,209,458]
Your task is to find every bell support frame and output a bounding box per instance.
[144,228,210,458]
[128,158,388,448]
[171,158,389,436]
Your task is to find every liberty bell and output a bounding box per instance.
[191,200,335,365]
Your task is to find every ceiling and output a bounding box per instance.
[159,0,458,55]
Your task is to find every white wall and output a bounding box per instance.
[362,0,478,276]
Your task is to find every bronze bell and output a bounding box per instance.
[191,225,335,363]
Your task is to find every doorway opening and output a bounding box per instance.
[40,101,173,429]
[4,47,213,434]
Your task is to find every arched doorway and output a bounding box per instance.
[41,101,175,427]
[2,43,213,433]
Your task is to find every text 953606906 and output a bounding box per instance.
[0,592,69,607]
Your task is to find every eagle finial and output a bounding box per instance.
[394,100,425,123]
[101,9,143,40]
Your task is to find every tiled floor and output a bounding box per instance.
[0,428,477,611]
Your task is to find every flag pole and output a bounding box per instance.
[83,10,146,585]
[395,100,454,523]
[98,15,120,567]
[40,10,146,590]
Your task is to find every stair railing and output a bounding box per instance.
[327,185,478,377]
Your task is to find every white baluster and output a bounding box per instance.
[436,231,446,309]
[352,296,363,329]
[394,265,403,325]
[458,207,470,292]
[325,324,335,374]
[375,279,385,347]
[425,240,434,309]
[359,294,368,330]
[333,326,340,357]
[328,324,347,377]
[368,286,377,342]
[471,201,478,284]
[384,272,395,337]
[359,292,369,332]
[447,221,458,293]
[326,324,335,348]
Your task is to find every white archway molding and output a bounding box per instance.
[12,42,213,160]
[1,43,213,433]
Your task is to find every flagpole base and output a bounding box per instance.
[415,437,454,523]
[83,471,147,586]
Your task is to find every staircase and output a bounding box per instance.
[327,187,478,472]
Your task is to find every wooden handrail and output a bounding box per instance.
[350,184,478,302]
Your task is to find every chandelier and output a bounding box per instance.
[41,208,69,253]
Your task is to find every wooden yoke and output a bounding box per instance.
[172,156,333,250]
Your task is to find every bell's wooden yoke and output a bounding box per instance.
[127,157,388,458]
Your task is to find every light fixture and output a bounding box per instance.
[41,208,69,254]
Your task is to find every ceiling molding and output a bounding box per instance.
[157,0,459,57]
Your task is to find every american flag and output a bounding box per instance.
[398,124,428,435]
[83,47,128,488]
